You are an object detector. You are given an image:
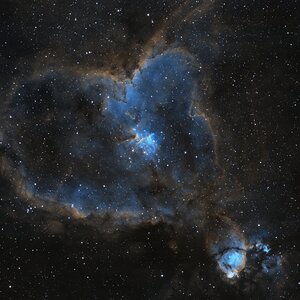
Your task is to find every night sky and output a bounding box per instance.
[0,0,299,299]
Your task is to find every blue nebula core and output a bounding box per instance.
[219,249,245,279]
[131,129,158,157]
[211,232,246,279]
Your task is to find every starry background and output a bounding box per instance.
[0,0,299,299]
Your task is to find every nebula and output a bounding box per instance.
[0,0,298,299]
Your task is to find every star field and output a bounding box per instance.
[0,0,298,299]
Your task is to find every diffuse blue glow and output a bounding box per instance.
[262,255,282,274]
[212,232,283,280]
[212,233,246,279]
[256,241,270,254]
[10,50,217,214]
[218,249,245,279]
[249,234,283,275]
[250,233,271,254]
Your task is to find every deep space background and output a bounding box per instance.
[0,0,299,299]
